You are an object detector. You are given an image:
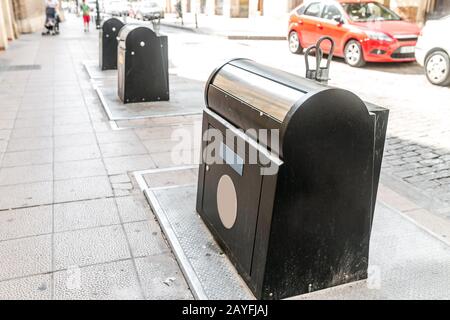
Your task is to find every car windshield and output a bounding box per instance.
[342,2,401,22]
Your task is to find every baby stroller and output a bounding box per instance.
[42,7,60,36]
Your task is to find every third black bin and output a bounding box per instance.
[99,17,124,70]
[196,58,389,299]
[118,25,169,104]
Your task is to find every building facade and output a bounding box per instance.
[388,0,450,23]
[11,0,45,33]
[0,0,45,51]
[166,0,303,18]
[0,0,16,50]
[166,0,450,22]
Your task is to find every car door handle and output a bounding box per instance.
[317,24,323,29]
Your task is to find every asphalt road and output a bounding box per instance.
[63,17,450,216]
[157,25,450,215]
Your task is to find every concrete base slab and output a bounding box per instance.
[134,166,254,300]
[95,79,203,121]
[135,166,450,300]
[83,60,204,122]
[83,60,116,80]
[292,201,450,299]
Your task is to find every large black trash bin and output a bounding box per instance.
[117,25,169,104]
[196,58,389,300]
[99,18,124,70]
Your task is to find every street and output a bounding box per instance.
[155,24,450,216]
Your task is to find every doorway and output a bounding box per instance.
[230,0,249,18]
[427,0,450,19]
[187,0,191,12]
[200,0,206,13]
[215,0,224,15]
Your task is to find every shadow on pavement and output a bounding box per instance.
[364,61,424,75]
[304,51,424,75]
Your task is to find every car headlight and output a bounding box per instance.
[365,31,393,42]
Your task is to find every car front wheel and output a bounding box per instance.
[288,31,303,54]
[344,40,366,67]
[425,50,450,86]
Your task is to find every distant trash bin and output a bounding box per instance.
[99,18,124,70]
[117,25,169,104]
[196,58,389,299]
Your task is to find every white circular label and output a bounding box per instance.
[217,175,237,230]
[140,41,145,47]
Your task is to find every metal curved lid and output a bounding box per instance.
[118,24,154,41]
[102,17,124,30]
[208,59,323,123]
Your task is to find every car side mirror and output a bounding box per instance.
[333,16,344,25]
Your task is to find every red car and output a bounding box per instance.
[288,0,421,67]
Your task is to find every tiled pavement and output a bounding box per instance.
[0,17,196,299]
[1,13,450,300]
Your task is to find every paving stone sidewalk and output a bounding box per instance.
[1,13,449,300]
[0,17,194,299]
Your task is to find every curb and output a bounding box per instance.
[380,171,450,216]
[377,182,450,247]
[160,21,198,33]
[160,21,286,40]
[227,35,286,40]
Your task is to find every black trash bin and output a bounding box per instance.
[117,25,169,104]
[99,18,124,70]
[196,58,389,300]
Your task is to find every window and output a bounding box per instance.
[342,2,401,22]
[322,5,342,20]
[304,2,322,17]
[296,5,306,15]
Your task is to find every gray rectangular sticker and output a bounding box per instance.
[219,142,244,176]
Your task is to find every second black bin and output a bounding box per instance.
[118,25,169,104]
[99,17,124,70]
[196,58,389,299]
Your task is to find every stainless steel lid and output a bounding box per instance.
[211,64,305,122]
[118,24,153,42]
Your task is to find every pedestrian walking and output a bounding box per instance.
[43,0,60,35]
[80,0,91,32]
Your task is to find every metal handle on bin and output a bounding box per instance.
[305,36,335,85]
[304,45,323,83]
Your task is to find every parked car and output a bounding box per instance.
[415,15,450,86]
[105,0,128,17]
[288,0,421,67]
[135,1,165,21]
